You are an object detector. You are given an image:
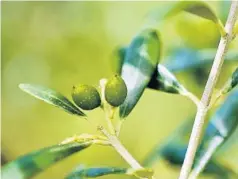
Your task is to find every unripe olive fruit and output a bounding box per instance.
[105,75,127,107]
[72,84,101,110]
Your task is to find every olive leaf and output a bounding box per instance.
[164,48,238,73]
[128,168,154,179]
[159,143,236,178]
[147,64,188,95]
[111,46,127,75]
[143,116,236,178]
[119,28,162,118]
[191,88,238,178]
[112,46,188,95]
[113,46,238,96]
[208,87,238,139]
[143,117,194,167]
[219,67,238,95]
[231,68,238,88]
[165,1,226,36]
[1,142,91,179]
[65,165,127,179]
[19,84,86,117]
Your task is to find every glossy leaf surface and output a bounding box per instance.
[66,165,127,179]
[148,64,188,95]
[119,28,161,118]
[19,84,86,117]
[2,142,91,179]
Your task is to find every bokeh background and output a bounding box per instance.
[1,1,238,179]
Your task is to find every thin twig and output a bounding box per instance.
[105,108,116,135]
[98,126,143,170]
[179,1,238,179]
[97,79,150,178]
[185,92,201,108]
[100,78,116,135]
[98,125,156,179]
[115,119,123,137]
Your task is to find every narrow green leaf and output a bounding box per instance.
[66,165,127,179]
[113,47,238,95]
[119,28,162,118]
[143,116,237,178]
[143,117,194,167]
[166,1,226,36]
[159,143,236,178]
[1,142,91,179]
[168,1,217,22]
[111,46,127,75]
[128,168,154,179]
[192,88,238,177]
[216,67,238,98]
[163,48,238,74]
[209,87,238,139]
[19,84,86,117]
[231,67,238,89]
[148,64,188,95]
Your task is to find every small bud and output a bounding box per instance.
[105,75,127,107]
[72,84,101,110]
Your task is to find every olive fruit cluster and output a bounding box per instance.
[72,75,127,110]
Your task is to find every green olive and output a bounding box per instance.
[72,84,101,110]
[105,75,127,107]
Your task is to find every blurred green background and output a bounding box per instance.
[1,1,238,179]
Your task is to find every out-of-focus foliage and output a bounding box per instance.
[143,88,238,178]
[165,1,226,36]
[2,1,238,179]
[192,88,238,177]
